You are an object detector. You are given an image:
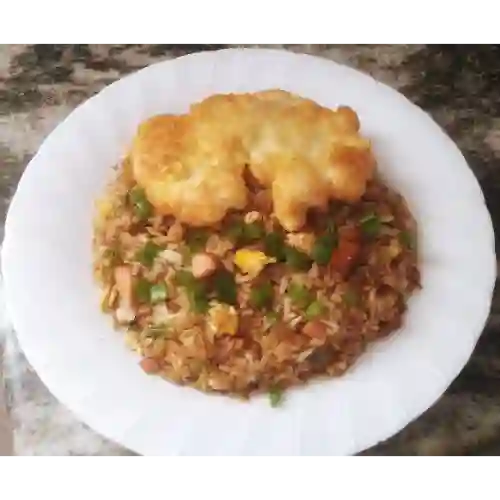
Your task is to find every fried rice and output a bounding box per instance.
[93,160,420,406]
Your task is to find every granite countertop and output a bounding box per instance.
[1,44,499,456]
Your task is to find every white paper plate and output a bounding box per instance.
[2,48,496,456]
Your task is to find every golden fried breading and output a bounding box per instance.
[131,114,248,226]
[130,90,375,231]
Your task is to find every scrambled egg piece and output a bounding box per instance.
[130,90,376,231]
[234,249,275,278]
[208,303,239,336]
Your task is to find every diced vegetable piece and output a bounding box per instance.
[186,281,209,314]
[242,221,265,242]
[250,282,274,310]
[265,310,280,325]
[136,241,162,268]
[146,324,171,338]
[213,268,238,305]
[175,269,197,287]
[305,300,327,320]
[287,282,313,309]
[264,231,287,261]
[186,228,210,253]
[284,246,312,271]
[269,387,284,408]
[150,282,168,303]
[225,219,246,243]
[360,213,382,237]
[311,231,338,266]
[135,277,151,303]
[226,219,265,244]
[129,187,153,220]
[399,230,416,250]
[175,270,210,313]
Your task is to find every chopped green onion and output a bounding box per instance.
[136,241,162,268]
[242,221,265,242]
[145,324,171,338]
[225,220,246,243]
[174,269,196,287]
[135,277,151,303]
[264,232,287,261]
[250,282,274,310]
[360,213,382,237]
[129,187,153,220]
[284,246,312,271]
[213,268,238,305]
[305,300,327,320]
[226,219,265,245]
[186,280,209,314]
[399,230,416,250]
[150,282,168,303]
[287,282,313,309]
[175,270,209,313]
[265,310,280,325]
[269,387,284,408]
[186,228,210,253]
[311,231,338,266]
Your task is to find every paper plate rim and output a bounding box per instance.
[2,48,496,455]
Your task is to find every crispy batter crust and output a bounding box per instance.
[130,90,376,231]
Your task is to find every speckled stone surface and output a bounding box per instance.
[0,44,499,456]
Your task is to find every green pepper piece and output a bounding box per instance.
[175,269,196,287]
[189,284,210,314]
[186,228,210,253]
[311,231,338,266]
[264,232,286,261]
[305,300,327,320]
[269,387,284,408]
[284,246,312,271]
[129,187,153,220]
[360,213,382,237]
[135,277,151,303]
[250,282,274,310]
[225,220,246,243]
[136,241,162,268]
[175,270,209,313]
[213,268,238,306]
[265,310,280,325]
[226,219,265,245]
[242,221,265,243]
[287,282,314,309]
[150,282,168,303]
[399,230,416,250]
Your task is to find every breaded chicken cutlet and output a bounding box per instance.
[130,90,376,231]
